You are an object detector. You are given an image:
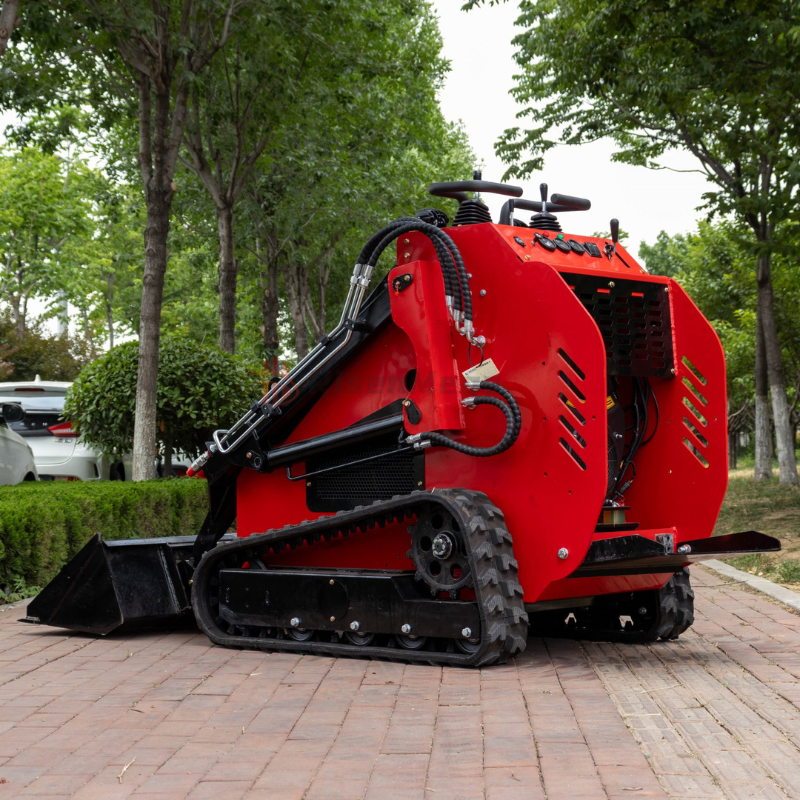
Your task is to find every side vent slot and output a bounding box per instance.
[683,417,709,448]
[558,370,585,402]
[560,438,587,470]
[559,415,587,448]
[683,439,709,467]
[680,358,710,467]
[556,349,588,471]
[558,348,585,380]
[559,392,586,425]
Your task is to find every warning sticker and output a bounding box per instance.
[462,357,500,383]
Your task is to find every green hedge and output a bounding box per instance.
[0,479,208,589]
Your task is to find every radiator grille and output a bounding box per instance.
[306,437,423,512]
[563,273,674,378]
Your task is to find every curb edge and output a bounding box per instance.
[701,559,800,613]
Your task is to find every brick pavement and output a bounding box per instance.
[0,566,799,799]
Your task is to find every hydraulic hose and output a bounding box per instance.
[369,219,473,324]
[358,217,473,325]
[357,218,459,317]
[479,380,522,434]
[409,380,522,458]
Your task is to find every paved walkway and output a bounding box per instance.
[1,566,800,799]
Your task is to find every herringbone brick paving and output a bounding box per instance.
[0,565,798,799]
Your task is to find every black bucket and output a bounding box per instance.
[22,533,202,635]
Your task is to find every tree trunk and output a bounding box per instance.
[80,306,93,351]
[163,430,173,478]
[754,312,773,480]
[104,271,115,348]
[317,258,329,337]
[281,261,309,359]
[259,245,280,375]
[217,204,237,353]
[132,187,171,482]
[10,291,21,336]
[0,0,20,58]
[757,254,797,484]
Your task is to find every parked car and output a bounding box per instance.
[0,379,129,481]
[0,403,38,485]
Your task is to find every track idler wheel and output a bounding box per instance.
[408,505,472,597]
[396,634,427,650]
[344,631,375,646]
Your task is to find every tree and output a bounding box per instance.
[0,0,19,58]
[63,337,261,474]
[0,312,91,381]
[641,222,800,473]
[178,4,313,354]
[0,146,93,334]
[180,0,465,355]
[238,97,474,361]
[471,0,800,484]
[5,1,252,480]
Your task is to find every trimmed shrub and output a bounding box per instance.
[64,337,262,461]
[0,479,208,590]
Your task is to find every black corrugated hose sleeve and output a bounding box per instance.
[479,381,521,433]
[367,219,473,323]
[358,219,459,316]
[424,382,522,457]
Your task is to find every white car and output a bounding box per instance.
[0,403,38,484]
[0,379,129,481]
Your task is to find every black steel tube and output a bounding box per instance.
[267,414,404,469]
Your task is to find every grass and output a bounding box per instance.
[0,574,41,604]
[717,468,800,587]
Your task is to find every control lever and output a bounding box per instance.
[605,218,620,261]
[550,193,592,211]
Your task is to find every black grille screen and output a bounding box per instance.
[306,436,423,512]
[562,273,674,378]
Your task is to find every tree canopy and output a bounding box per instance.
[0,0,475,479]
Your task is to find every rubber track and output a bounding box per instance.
[191,489,528,667]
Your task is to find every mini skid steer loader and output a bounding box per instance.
[25,176,780,666]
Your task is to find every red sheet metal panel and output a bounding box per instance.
[235,223,726,604]
[419,224,609,600]
[388,261,464,435]
[620,278,728,543]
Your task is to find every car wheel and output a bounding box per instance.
[110,463,125,481]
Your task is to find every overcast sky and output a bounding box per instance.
[431,0,712,256]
